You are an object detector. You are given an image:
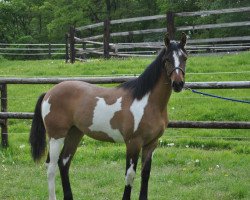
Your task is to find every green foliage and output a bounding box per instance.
[1,0,250,43]
[16,35,37,44]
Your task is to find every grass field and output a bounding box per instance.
[0,52,250,199]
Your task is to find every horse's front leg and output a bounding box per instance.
[139,139,158,200]
[122,140,142,200]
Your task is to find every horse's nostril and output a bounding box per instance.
[172,81,184,92]
[172,81,184,88]
[172,81,178,88]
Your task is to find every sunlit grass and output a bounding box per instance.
[1,133,250,200]
[0,51,250,199]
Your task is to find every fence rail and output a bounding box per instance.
[81,21,250,41]
[0,112,249,129]
[0,43,65,58]
[68,6,250,62]
[0,77,249,88]
[0,78,249,147]
[76,7,250,31]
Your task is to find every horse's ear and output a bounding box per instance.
[164,33,170,47]
[180,32,187,48]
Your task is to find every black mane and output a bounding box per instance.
[119,49,166,100]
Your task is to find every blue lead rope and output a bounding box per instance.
[186,88,250,104]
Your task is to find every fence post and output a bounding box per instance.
[65,33,69,63]
[128,31,133,43]
[103,18,110,59]
[166,11,175,40]
[48,43,51,59]
[82,42,86,60]
[69,26,76,63]
[1,84,8,147]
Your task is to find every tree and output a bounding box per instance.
[0,0,249,44]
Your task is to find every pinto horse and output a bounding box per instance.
[29,33,187,200]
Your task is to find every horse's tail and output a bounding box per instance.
[29,93,46,162]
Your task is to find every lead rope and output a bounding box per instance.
[184,87,250,104]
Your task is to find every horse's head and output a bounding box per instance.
[163,32,188,92]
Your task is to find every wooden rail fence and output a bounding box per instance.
[0,78,250,147]
[0,43,66,58]
[66,6,250,62]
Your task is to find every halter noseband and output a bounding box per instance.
[167,67,185,77]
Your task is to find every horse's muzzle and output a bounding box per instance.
[172,81,184,92]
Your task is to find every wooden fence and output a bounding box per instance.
[0,43,65,59]
[0,78,250,147]
[66,6,250,62]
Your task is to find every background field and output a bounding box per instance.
[0,52,250,199]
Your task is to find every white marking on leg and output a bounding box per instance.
[173,51,180,74]
[42,96,51,121]
[89,97,124,142]
[47,138,65,200]
[125,159,136,186]
[130,93,150,133]
[63,154,71,166]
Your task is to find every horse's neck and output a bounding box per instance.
[150,71,172,111]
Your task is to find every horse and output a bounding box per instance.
[29,32,188,200]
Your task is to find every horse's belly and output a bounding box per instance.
[85,130,124,143]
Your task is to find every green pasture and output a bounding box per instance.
[0,52,250,199]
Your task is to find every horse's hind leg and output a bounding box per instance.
[58,126,84,200]
[47,136,65,200]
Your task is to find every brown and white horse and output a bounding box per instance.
[29,33,187,200]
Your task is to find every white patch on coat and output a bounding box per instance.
[130,93,150,133]
[42,96,51,121]
[47,137,65,200]
[179,49,187,57]
[125,159,136,186]
[173,51,180,74]
[89,97,124,142]
[178,50,183,56]
[63,154,71,166]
